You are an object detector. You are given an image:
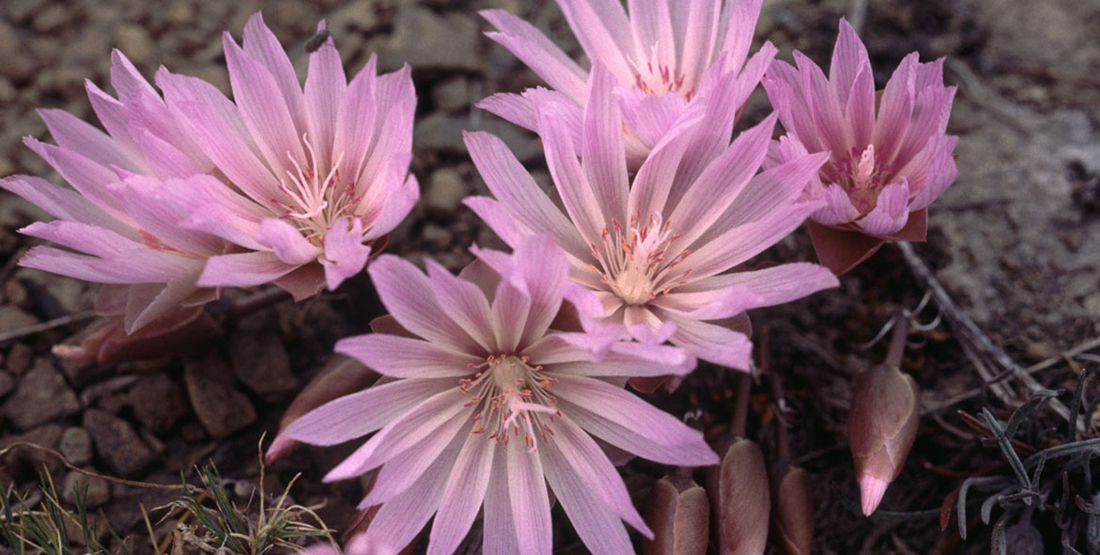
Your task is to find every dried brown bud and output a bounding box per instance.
[848,363,920,515]
[710,438,770,555]
[53,308,221,365]
[771,464,814,555]
[643,474,710,555]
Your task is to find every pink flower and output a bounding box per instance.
[283,235,715,555]
[156,14,418,295]
[480,0,775,164]
[762,18,959,274]
[464,65,839,370]
[0,51,226,332]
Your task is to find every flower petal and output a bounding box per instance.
[856,180,911,237]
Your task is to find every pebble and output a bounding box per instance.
[1,357,81,430]
[32,5,71,34]
[0,371,13,398]
[0,305,38,335]
[127,374,189,433]
[425,167,468,214]
[113,24,156,66]
[83,408,156,477]
[5,342,33,375]
[381,6,480,73]
[432,76,471,113]
[61,470,111,508]
[60,427,94,466]
[184,351,257,438]
[228,313,298,401]
[1,424,64,477]
[328,0,380,34]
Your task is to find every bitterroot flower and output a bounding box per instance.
[465,64,839,370]
[283,235,716,555]
[762,18,959,274]
[0,51,225,332]
[157,14,417,295]
[481,0,775,164]
[848,362,920,515]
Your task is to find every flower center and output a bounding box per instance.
[632,44,694,100]
[273,134,363,244]
[460,355,560,450]
[591,212,691,306]
[822,145,894,214]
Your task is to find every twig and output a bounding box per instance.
[897,242,1078,431]
[0,442,187,492]
[0,311,97,343]
[848,0,868,35]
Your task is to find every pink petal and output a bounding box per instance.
[38,108,145,174]
[333,55,378,181]
[21,220,131,259]
[678,263,839,307]
[811,182,862,226]
[359,450,452,553]
[716,150,830,229]
[354,65,414,190]
[222,32,306,176]
[679,0,723,91]
[320,218,370,290]
[795,50,851,155]
[688,201,821,280]
[241,12,306,133]
[23,138,132,224]
[462,196,535,248]
[625,119,695,221]
[856,180,911,236]
[477,92,537,132]
[483,448,521,555]
[256,218,319,265]
[762,60,822,153]
[873,53,917,162]
[198,251,298,287]
[541,438,635,555]
[829,18,870,108]
[336,334,480,379]
[362,173,418,242]
[108,49,159,102]
[426,432,496,555]
[716,0,764,77]
[556,0,634,84]
[555,375,717,465]
[536,101,606,246]
[359,419,468,506]
[665,314,753,370]
[618,88,686,150]
[368,254,480,352]
[845,64,876,149]
[123,271,204,332]
[464,131,589,258]
[107,176,224,255]
[283,377,450,446]
[302,20,346,176]
[481,9,587,103]
[908,136,959,210]
[507,439,553,555]
[581,64,629,223]
[157,68,277,206]
[0,175,131,236]
[654,284,764,320]
[425,258,496,352]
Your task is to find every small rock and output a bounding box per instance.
[381,7,479,73]
[425,167,468,214]
[422,223,452,250]
[0,24,34,82]
[1,358,81,430]
[84,408,155,477]
[0,77,16,103]
[5,343,32,374]
[61,471,111,508]
[127,374,188,433]
[0,305,38,335]
[184,351,257,438]
[165,2,195,26]
[228,313,297,401]
[414,112,468,154]
[0,371,13,398]
[113,24,155,66]
[1,424,65,477]
[32,5,71,33]
[36,65,88,97]
[432,76,471,113]
[328,0,379,34]
[60,427,93,466]
[3,279,29,308]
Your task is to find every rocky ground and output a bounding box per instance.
[0,0,1098,554]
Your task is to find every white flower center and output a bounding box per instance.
[461,355,560,450]
[591,212,691,306]
[274,134,363,244]
[632,43,695,100]
[823,144,894,214]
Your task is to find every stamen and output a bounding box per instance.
[460,355,560,451]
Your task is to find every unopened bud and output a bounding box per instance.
[710,438,769,555]
[848,363,920,515]
[55,308,221,365]
[643,474,710,555]
[771,464,813,555]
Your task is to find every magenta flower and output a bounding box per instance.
[480,0,775,164]
[283,235,715,555]
[155,14,417,295]
[0,51,225,332]
[762,18,959,274]
[464,65,839,370]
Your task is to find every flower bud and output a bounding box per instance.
[848,362,920,515]
[643,474,710,555]
[710,438,770,555]
[54,308,221,365]
[771,464,814,555]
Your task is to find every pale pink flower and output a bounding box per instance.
[481,0,775,164]
[464,65,839,370]
[155,13,417,296]
[763,18,958,273]
[0,51,225,332]
[283,235,715,555]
